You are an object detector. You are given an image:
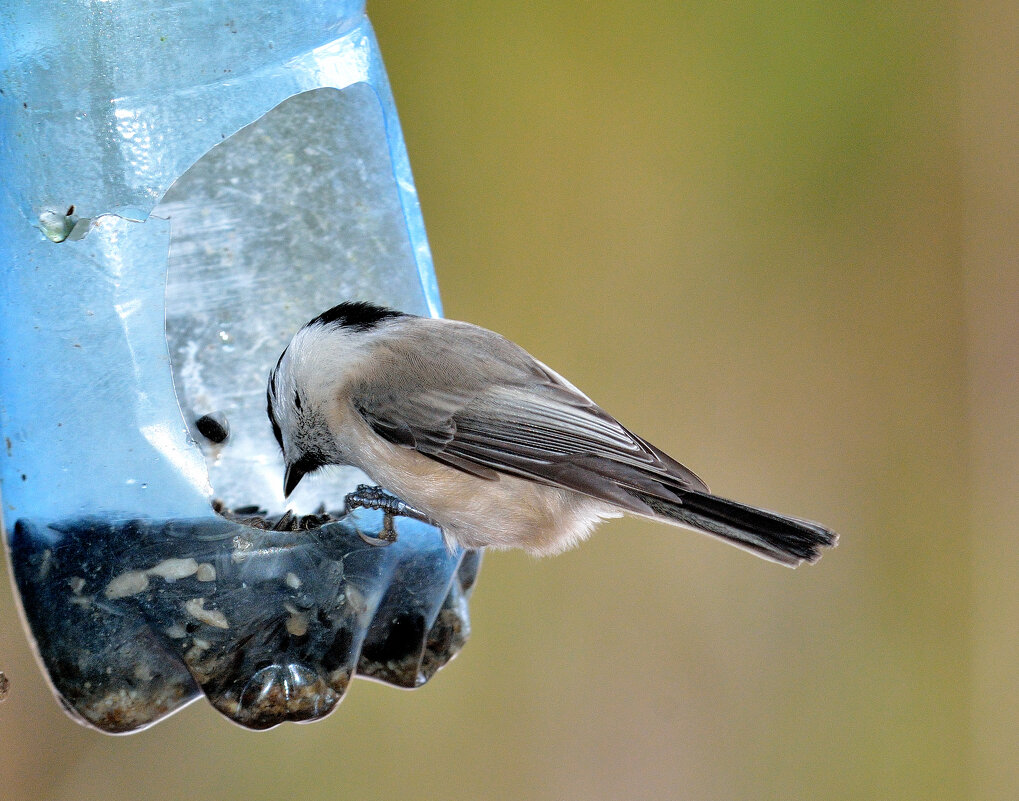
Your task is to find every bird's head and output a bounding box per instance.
[267,301,407,497]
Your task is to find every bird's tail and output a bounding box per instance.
[630,488,837,567]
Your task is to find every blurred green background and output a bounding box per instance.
[2,2,1015,799]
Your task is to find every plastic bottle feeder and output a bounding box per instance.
[0,1,479,732]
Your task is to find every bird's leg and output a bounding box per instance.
[342,484,434,547]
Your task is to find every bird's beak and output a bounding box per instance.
[283,462,307,498]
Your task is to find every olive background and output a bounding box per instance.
[1,2,1015,800]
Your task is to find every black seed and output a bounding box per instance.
[195,412,229,444]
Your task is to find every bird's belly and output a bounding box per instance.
[349,433,613,555]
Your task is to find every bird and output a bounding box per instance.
[266,301,837,566]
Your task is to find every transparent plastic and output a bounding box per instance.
[0,1,476,732]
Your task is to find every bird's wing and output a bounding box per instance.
[350,320,708,507]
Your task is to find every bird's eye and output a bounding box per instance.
[293,390,302,411]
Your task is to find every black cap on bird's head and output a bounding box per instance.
[304,300,405,332]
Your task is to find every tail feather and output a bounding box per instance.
[631,488,838,567]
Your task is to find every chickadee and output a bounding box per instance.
[267,301,837,565]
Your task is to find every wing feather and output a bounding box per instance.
[350,319,708,509]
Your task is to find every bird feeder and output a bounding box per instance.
[0,0,478,732]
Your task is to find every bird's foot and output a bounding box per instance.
[342,484,433,547]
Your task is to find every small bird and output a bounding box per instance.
[267,301,837,565]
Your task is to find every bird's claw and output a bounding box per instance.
[357,514,399,547]
[343,484,433,547]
